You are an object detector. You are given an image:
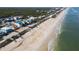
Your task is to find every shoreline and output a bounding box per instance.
[0,8,68,51]
[13,8,68,51]
[48,8,69,51]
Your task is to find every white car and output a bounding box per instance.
[0,26,14,37]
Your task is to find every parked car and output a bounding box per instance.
[12,22,21,30]
[0,29,7,37]
[0,27,14,37]
[2,27,14,33]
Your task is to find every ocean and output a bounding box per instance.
[55,7,79,51]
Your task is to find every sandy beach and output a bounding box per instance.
[0,8,69,51]
[48,8,69,51]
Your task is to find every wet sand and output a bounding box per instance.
[48,8,69,51]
